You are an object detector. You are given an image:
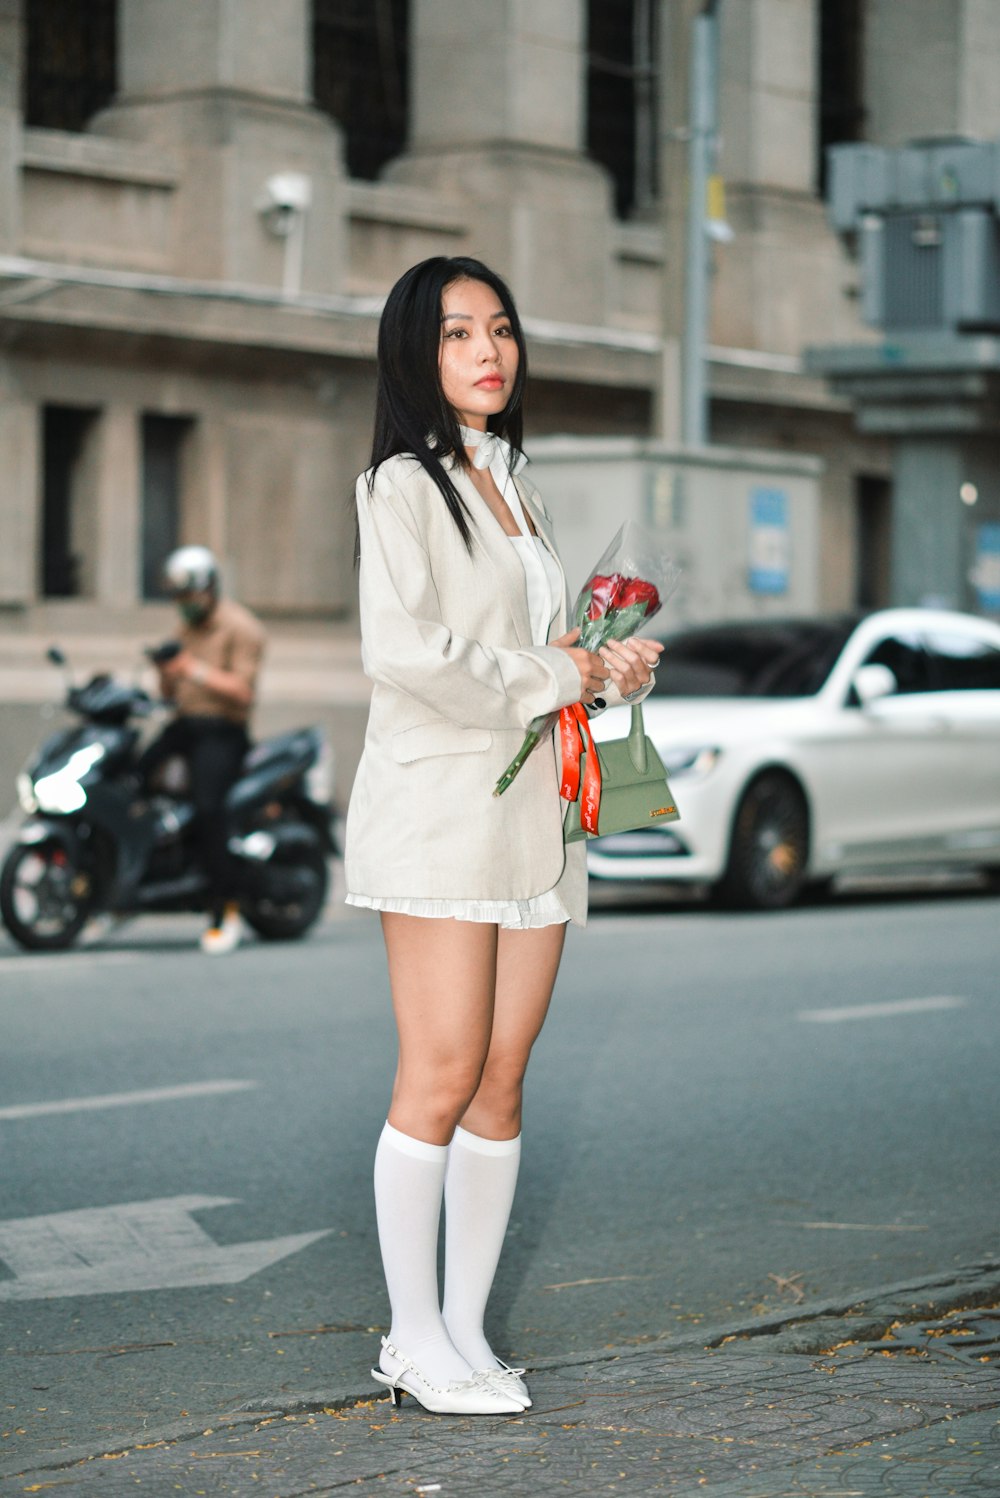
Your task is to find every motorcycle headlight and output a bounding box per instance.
[33,743,105,814]
[34,772,87,814]
[660,745,722,779]
[16,772,38,814]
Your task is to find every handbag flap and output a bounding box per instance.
[563,729,680,843]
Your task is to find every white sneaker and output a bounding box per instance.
[81,913,118,947]
[199,905,242,955]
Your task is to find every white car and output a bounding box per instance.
[586,608,1000,908]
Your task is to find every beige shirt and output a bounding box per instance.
[172,597,266,726]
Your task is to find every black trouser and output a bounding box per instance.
[139,715,249,919]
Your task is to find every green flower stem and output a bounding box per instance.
[493,728,541,797]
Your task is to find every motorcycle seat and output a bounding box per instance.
[226,727,322,814]
[241,728,317,775]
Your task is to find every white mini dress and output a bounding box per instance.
[346,430,573,929]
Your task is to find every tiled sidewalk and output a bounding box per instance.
[3,1336,997,1497]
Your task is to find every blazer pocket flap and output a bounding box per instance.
[392,723,492,764]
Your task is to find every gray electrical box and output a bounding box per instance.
[828,138,1000,333]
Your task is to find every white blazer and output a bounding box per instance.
[346,452,603,915]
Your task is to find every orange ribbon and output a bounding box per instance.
[559,702,603,835]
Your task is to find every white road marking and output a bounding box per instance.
[775,1220,929,1232]
[0,1079,257,1122]
[797,995,967,1024]
[0,951,145,977]
[0,1196,331,1300]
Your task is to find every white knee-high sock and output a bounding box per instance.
[372,1121,472,1386]
[442,1125,522,1371]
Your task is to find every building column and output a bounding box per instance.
[386,0,612,324]
[0,392,39,605]
[711,0,854,354]
[117,0,311,101]
[182,415,229,564]
[0,0,22,252]
[891,436,998,611]
[957,1,1000,139]
[718,0,816,198]
[93,0,346,292]
[94,407,141,607]
[864,0,1000,146]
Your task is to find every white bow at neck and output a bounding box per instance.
[459,425,527,478]
[457,425,531,538]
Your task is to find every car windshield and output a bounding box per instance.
[651,617,858,698]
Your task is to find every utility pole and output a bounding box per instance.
[657,0,720,446]
[682,0,718,445]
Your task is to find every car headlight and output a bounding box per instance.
[660,745,722,778]
[16,772,38,814]
[33,743,105,815]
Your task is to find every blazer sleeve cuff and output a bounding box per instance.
[586,671,656,716]
[524,644,585,714]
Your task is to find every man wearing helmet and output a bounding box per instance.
[147,545,266,954]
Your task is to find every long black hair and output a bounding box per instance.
[367,256,528,549]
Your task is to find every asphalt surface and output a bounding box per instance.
[1,879,998,1494]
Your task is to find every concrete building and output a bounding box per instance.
[1,0,998,635]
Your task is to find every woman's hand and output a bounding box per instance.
[599,636,664,700]
[550,628,608,705]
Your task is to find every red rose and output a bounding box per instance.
[584,572,627,620]
[618,577,661,614]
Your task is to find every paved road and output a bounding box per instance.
[0,883,997,1480]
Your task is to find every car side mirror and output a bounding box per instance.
[852,662,897,708]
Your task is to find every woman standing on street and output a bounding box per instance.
[346,256,662,1415]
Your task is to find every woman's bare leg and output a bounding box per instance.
[461,922,567,1138]
[444,921,568,1373]
[373,912,503,1386]
[381,911,500,1143]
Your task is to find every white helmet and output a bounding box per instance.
[162,545,219,595]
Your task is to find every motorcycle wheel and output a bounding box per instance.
[241,843,329,941]
[0,843,95,951]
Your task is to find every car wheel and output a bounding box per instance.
[716,772,809,910]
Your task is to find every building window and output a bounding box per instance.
[24,0,117,133]
[312,0,409,181]
[855,474,891,611]
[586,0,659,220]
[142,415,194,601]
[818,0,866,195]
[41,405,101,599]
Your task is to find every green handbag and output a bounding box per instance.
[563,702,680,843]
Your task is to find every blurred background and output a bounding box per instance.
[0,0,998,799]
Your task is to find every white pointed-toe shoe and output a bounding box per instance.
[370,1338,524,1416]
[482,1359,531,1406]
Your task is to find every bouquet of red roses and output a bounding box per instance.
[493,521,680,799]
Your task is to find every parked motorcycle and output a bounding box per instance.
[1,647,337,952]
